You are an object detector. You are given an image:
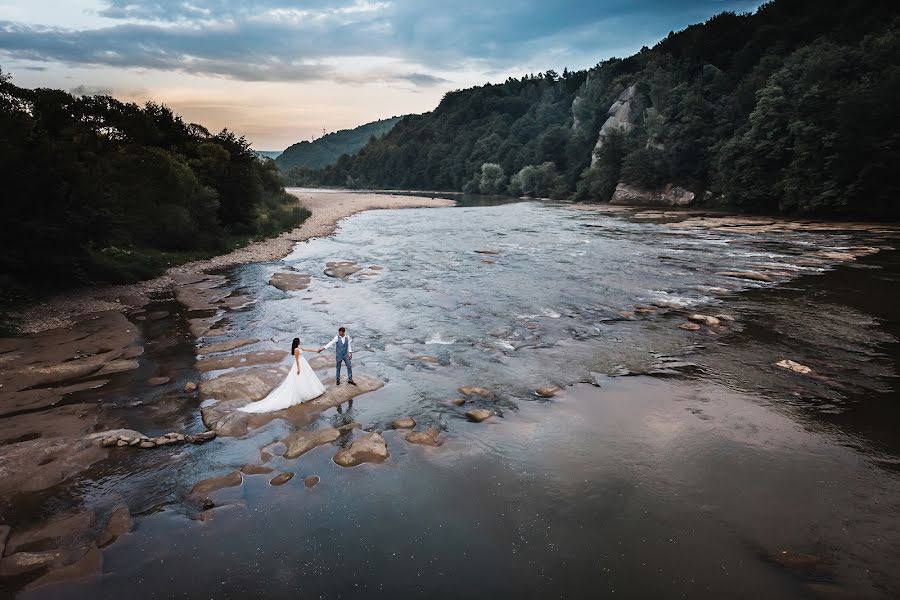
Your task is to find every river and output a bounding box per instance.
[10,197,900,599]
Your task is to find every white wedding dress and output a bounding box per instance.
[238,351,326,413]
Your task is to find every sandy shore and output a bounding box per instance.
[14,190,454,333]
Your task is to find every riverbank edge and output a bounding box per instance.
[12,190,455,334]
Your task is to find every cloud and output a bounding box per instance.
[70,84,113,95]
[0,0,766,83]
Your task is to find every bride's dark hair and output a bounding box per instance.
[291,337,300,355]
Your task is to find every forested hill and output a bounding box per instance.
[276,116,401,171]
[290,0,899,218]
[0,70,308,307]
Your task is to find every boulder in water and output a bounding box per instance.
[465,409,493,423]
[333,432,389,467]
[304,475,320,488]
[535,385,561,398]
[458,386,491,397]
[269,272,311,292]
[283,428,341,459]
[188,470,242,499]
[392,417,416,429]
[688,314,720,327]
[775,359,813,375]
[269,472,294,486]
[405,428,442,447]
[678,322,701,331]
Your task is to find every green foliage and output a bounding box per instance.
[277,117,401,171]
[292,0,897,218]
[0,69,309,303]
[509,162,567,198]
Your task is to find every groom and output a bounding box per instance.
[320,327,356,386]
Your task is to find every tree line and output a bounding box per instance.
[0,70,309,313]
[286,0,899,219]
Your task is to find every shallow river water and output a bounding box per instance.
[19,199,900,599]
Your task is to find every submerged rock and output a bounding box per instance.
[189,470,242,499]
[146,376,170,386]
[269,472,294,486]
[333,432,389,467]
[240,464,274,475]
[405,428,442,447]
[679,322,701,331]
[98,506,132,548]
[465,409,493,423]
[392,417,416,429]
[458,386,491,397]
[282,428,341,459]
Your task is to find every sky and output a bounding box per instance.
[0,0,764,150]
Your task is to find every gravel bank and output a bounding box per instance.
[15,190,454,333]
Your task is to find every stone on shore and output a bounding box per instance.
[458,386,491,397]
[282,428,341,459]
[269,272,312,292]
[775,359,813,375]
[679,322,702,331]
[466,409,493,423]
[270,472,294,486]
[188,470,242,499]
[405,428,442,447]
[688,314,721,327]
[535,385,561,398]
[333,432,389,467]
[98,506,132,548]
[304,475,320,488]
[392,417,416,429]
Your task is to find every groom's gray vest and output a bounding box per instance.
[335,336,350,359]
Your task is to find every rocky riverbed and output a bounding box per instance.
[2,194,900,598]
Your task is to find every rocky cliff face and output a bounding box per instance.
[610,183,696,207]
[590,85,637,165]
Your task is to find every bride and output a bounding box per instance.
[239,337,326,413]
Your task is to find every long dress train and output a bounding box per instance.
[238,352,326,413]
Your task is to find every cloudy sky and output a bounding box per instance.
[0,0,763,149]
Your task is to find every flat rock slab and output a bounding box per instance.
[466,409,493,423]
[0,437,106,496]
[333,432,389,467]
[270,472,294,486]
[5,509,94,555]
[282,428,341,459]
[324,260,362,279]
[201,371,383,437]
[189,470,242,499]
[199,338,259,355]
[269,272,312,292]
[195,349,287,372]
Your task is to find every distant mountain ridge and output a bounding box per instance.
[276,117,401,171]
